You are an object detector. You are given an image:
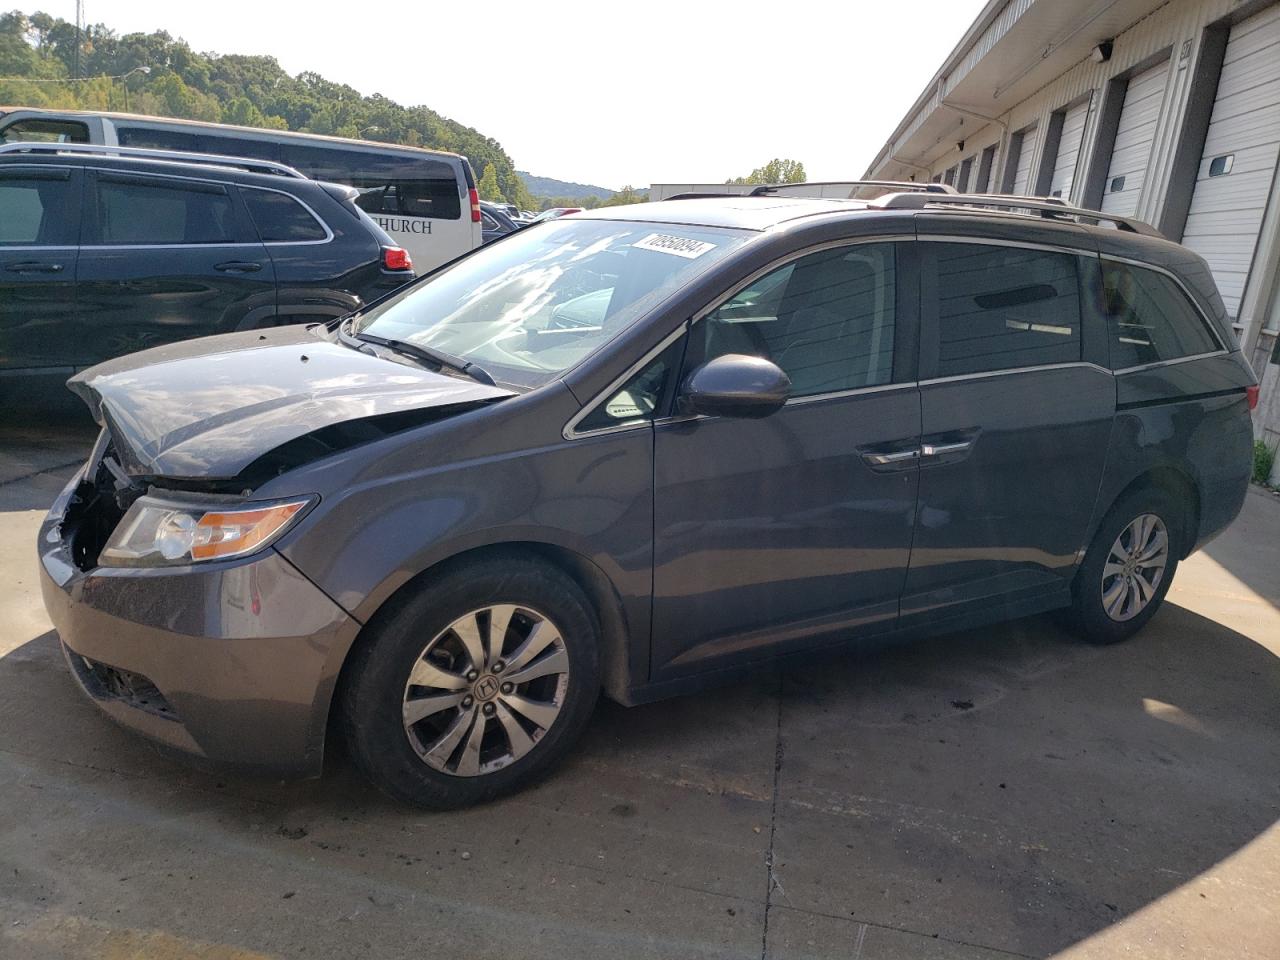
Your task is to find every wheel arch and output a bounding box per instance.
[324,540,635,753]
[1102,465,1202,559]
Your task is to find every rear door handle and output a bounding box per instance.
[860,444,922,471]
[214,261,264,273]
[864,448,920,465]
[921,440,973,457]
[5,261,64,273]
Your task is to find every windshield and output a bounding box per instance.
[354,218,750,387]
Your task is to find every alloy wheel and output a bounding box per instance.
[1100,513,1169,622]
[401,605,570,777]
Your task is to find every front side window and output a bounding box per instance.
[576,341,683,433]
[91,177,238,245]
[0,118,89,144]
[1100,259,1221,368]
[687,242,898,398]
[0,172,76,245]
[928,242,1081,376]
[356,219,749,388]
[241,188,327,243]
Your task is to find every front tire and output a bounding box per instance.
[1069,489,1183,645]
[339,556,601,808]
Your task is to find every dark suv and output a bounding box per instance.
[39,187,1257,808]
[0,143,414,386]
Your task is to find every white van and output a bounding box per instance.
[0,108,483,273]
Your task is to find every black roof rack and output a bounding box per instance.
[0,141,307,178]
[872,191,1163,237]
[748,180,956,197]
[663,180,956,202]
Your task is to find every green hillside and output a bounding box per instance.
[0,9,535,208]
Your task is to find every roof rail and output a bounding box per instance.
[749,180,956,197]
[872,191,1163,237]
[0,141,307,179]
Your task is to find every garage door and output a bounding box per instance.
[1101,60,1170,217]
[1011,123,1038,194]
[1181,4,1280,319]
[1049,99,1090,200]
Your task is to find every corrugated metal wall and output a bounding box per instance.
[897,0,1280,440]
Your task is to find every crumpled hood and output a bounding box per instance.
[69,326,515,479]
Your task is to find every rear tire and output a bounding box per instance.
[1068,488,1183,645]
[339,556,600,808]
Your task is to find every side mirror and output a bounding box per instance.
[680,354,791,420]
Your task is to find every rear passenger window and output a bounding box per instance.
[690,243,897,398]
[1100,260,1221,368]
[241,189,327,242]
[928,243,1081,376]
[0,172,76,245]
[91,177,238,245]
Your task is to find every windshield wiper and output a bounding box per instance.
[355,332,497,386]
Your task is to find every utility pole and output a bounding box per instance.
[73,0,82,80]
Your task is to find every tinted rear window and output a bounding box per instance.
[0,171,76,244]
[1101,260,1222,368]
[91,176,240,245]
[117,126,282,162]
[927,242,1082,376]
[241,188,327,242]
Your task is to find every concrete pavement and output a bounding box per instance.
[0,419,1277,959]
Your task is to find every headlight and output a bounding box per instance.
[100,495,313,567]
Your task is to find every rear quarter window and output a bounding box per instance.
[241,188,328,243]
[1100,260,1222,369]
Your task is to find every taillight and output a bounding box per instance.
[469,188,481,223]
[382,246,412,271]
[1247,384,1259,410]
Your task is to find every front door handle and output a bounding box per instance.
[214,261,264,273]
[864,448,921,465]
[5,261,64,273]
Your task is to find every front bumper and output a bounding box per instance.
[38,470,361,777]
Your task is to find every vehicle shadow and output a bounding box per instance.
[3,598,1277,958]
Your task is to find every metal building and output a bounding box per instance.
[864,0,1280,470]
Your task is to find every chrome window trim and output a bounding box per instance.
[918,361,1112,387]
[561,234,913,441]
[0,244,77,251]
[915,233,1088,257]
[1112,349,1229,376]
[783,380,919,405]
[1097,253,1229,354]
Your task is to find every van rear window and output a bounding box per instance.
[279,144,462,221]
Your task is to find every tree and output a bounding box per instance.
[599,184,647,207]
[727,158,807,185]
[477,163,505,202]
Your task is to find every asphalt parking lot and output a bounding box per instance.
[1,415,1277,960]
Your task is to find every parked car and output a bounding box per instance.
[40,186,1257,808]
[480,200,521,244]
[0,107,482,273]
[529,206,583,223]
[0,142,414,386]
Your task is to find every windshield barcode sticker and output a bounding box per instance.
[633,234,717,259]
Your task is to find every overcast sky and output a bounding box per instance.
[78,0,987,189]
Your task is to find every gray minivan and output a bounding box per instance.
[39,189,1258,808]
